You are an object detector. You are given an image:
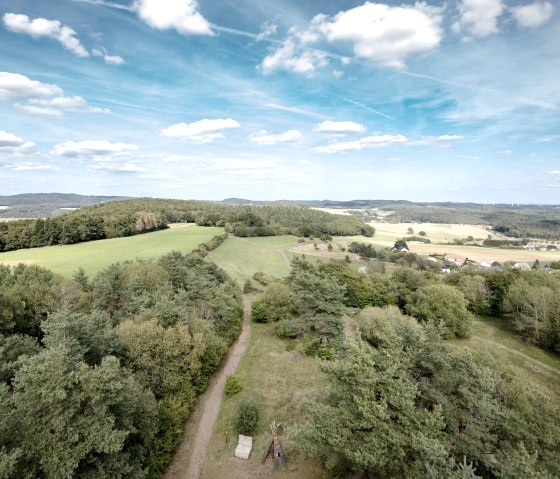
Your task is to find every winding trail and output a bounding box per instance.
[163,296,252,479]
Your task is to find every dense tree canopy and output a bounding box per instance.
[0,253,242,478]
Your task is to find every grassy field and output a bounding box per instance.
[208,236,299,286]
[0,224,222,278]
[199,318,330,479]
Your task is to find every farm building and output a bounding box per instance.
[513,262,531,270]
[480,260,496,268]
[547,245,558,251]
[444,253,466,266]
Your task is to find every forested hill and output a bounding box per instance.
[0,198,373,253]
[291,199,560,240]
[0,193,127,219]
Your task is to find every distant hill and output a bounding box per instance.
[221,198,264,205]
[0,193,128,218]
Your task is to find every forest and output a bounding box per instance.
[0,249,242,478]
[0,198,373,253]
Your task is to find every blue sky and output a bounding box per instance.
[0,0,559,202]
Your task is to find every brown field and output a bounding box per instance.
[407,243,560,263]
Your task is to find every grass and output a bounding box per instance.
[0,224,222,278]
[207,235,299,286]
[199,319,331,479]
[454,322,560,402]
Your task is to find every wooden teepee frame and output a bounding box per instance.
[262,421,286,468]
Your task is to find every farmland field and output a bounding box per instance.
[0,224,222,278]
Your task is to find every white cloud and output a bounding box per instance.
[3,13,89,57]
[53,140,138,158]
[0,130,24,147]
[315,134,407,153]
[319,3,444,69]
[89,162,145,174]
[262,3,443,74]
[133,0,214,36]
[4,162,58,171]
[261,37,328,75]
[408,134,465,145]
[161,118,240,143]
[315,133,463,153]
[104,54,125,65]
[0,72,108,116]
[0,72,62,100]
[511,1,554,28]
[317,120,366,134]
[92,48,125,65]
[0,130,36,156]
[548,170,560,175]
[256,21,278,42]
[249,129,301,145]
[453,0,505,38]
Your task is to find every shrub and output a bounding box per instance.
[225,375,242,397]
[235,399,259,435]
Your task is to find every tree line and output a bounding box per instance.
[0,251,242,478]
[0,198,374,253]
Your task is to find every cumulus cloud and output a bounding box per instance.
[0,72,108,116]
[511,1,554,28]
[249,130,301,145]
[161,118,240,143]
[92,48,125,65]
[53,140,138,158]
[452,0,505,38]
[3,13,89,57]
[0,130,36,155]
[317,120,366,134]
[133,0,214,36]
[0,72,62,100]
[315,133,463,153]
[319,2,444,69]
[262,2,444,74]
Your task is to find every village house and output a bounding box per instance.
[480,260,496,268]
[444,253,466,266]
[513,262,531,270]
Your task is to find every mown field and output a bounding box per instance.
[207,235,299,285]
[0,224,222,277]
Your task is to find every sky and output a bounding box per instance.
[0,0,559,203]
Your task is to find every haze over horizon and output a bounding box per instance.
[1,0,559,203]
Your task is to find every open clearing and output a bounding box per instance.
[0,224,222,278]
[207,235,299,286]
[369,222,504,243]
[198,320,329,479]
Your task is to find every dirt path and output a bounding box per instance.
[163,296,253,479]
[275,248,292,271]
[479,338,560,377]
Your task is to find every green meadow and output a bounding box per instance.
[207,235,299,285]
[0,224,222,278]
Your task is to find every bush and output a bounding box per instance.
[225,375,242,397]
[235,399,259,435]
